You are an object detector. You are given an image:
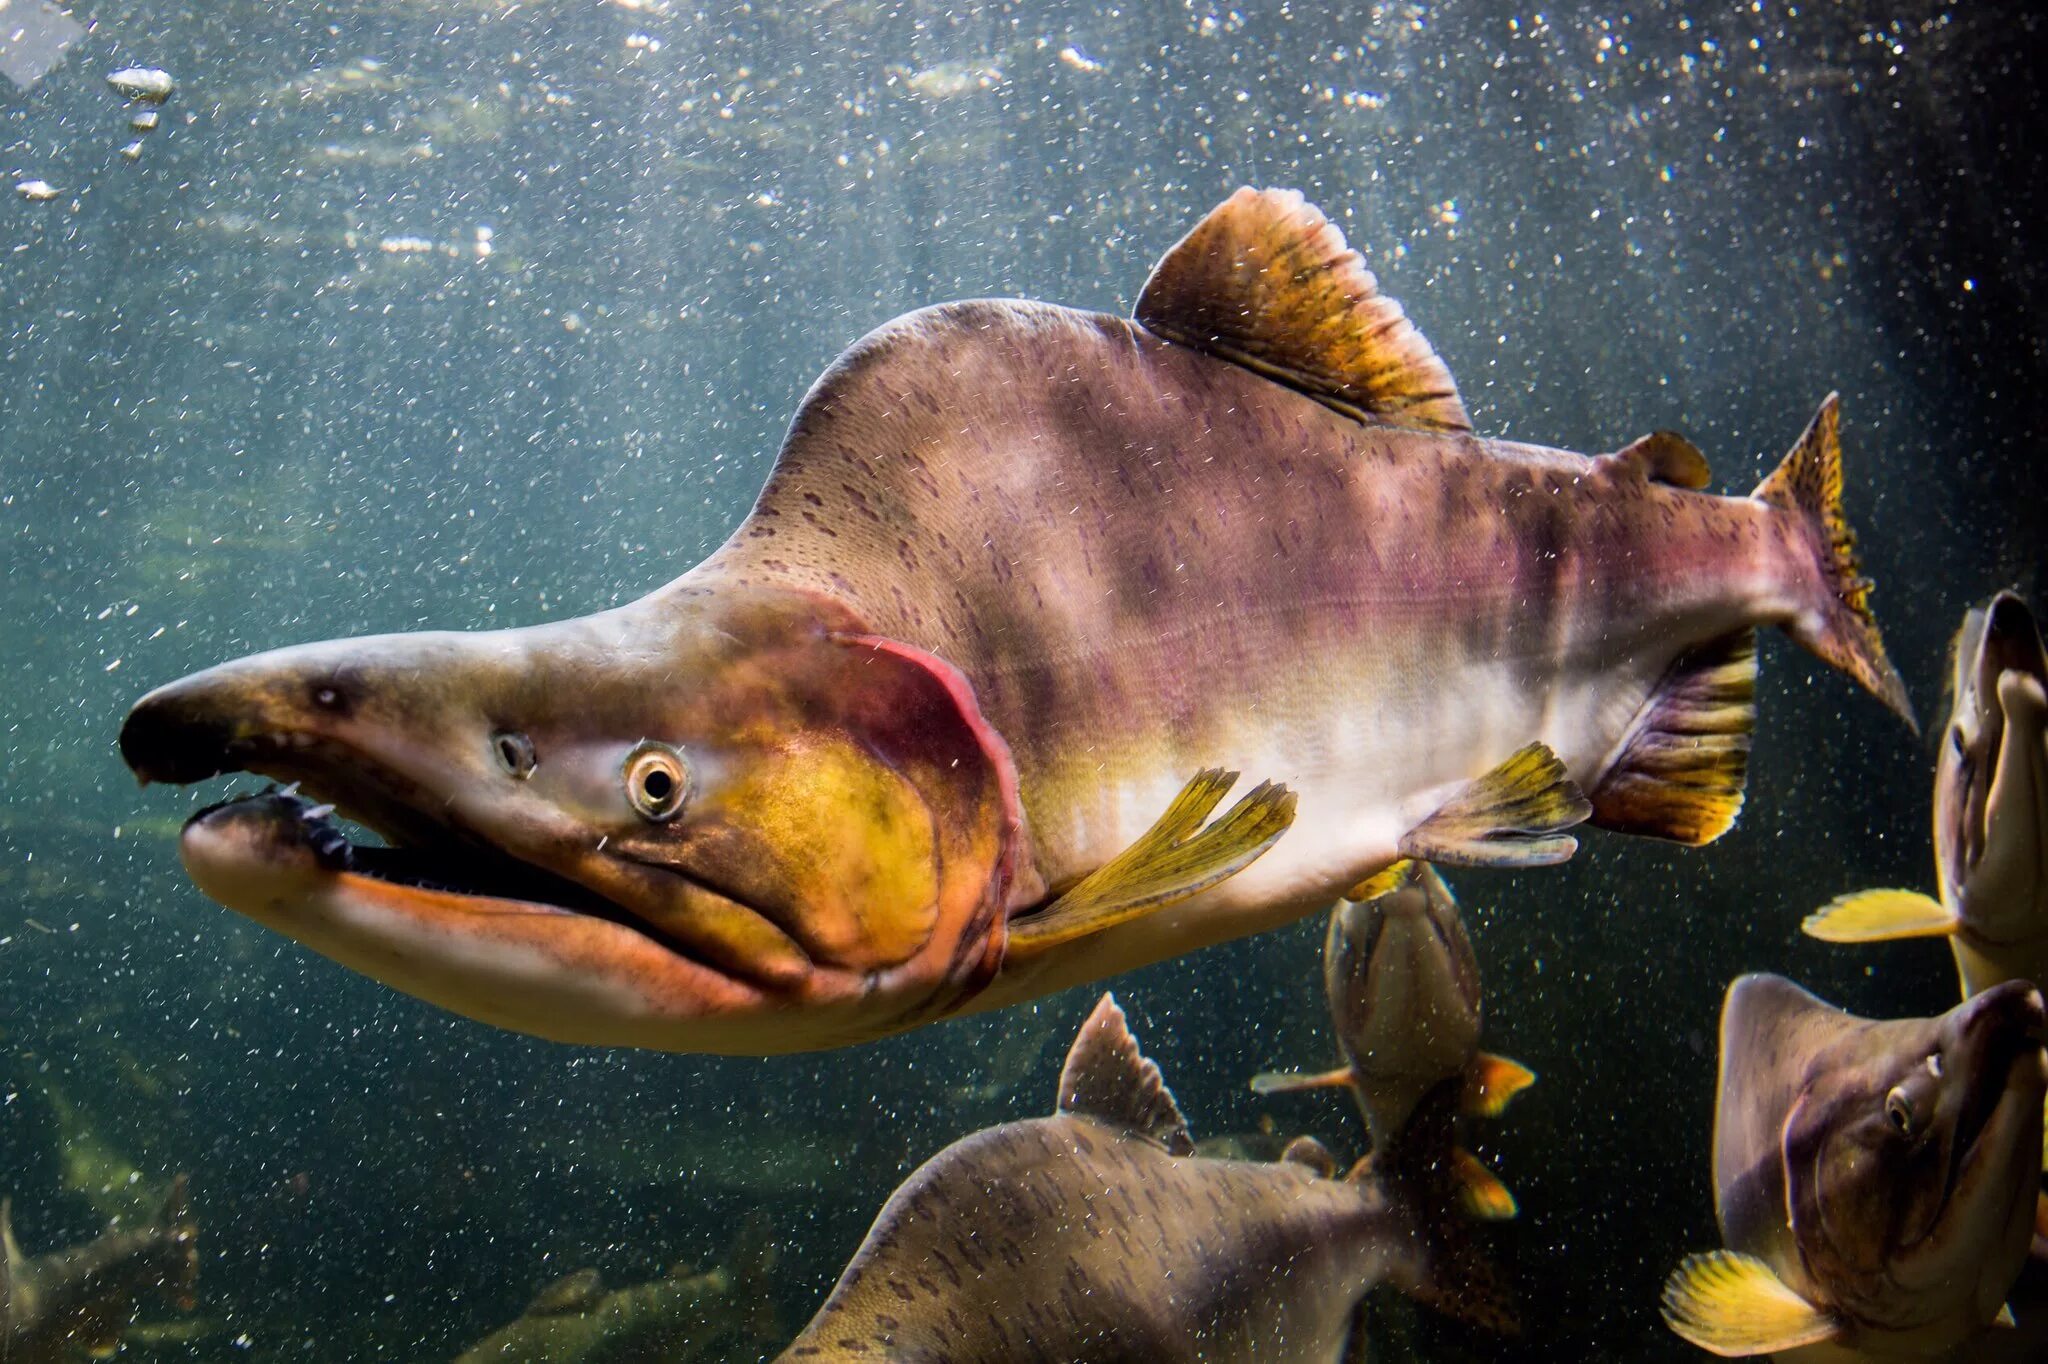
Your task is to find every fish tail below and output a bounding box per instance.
[1753,393,1916,731]
[1355,1089,1520,1335]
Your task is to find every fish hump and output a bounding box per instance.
[1135,187,1471,434]
[1056,994,1194,1154]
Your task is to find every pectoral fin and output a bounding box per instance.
[1661,1251,1842,1356]
[1398,742,1591,868]
[1007,770,1297,958]
[1801,889,1957,943]
[1463,1052,1537,1118]
[1250,1066,1355,1096]
[1450,1148,1518,1220]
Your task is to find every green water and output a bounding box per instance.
[2,1,2042,1359]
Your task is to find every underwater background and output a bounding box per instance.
[2,0,2043,1359]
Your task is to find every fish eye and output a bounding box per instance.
[1884,1088,1915,1137]
[492,731,536,780]
[624,741,689,822]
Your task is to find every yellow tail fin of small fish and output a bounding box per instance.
[1753,393,1916,730]
[1661,1250,1842,1357]
[1463,1053,1537,1118]
[1450,1148,1518,1220]
[1802,888,1956,943]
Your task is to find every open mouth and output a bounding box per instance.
[1941,990,2047,1206]
[182,786,716,966]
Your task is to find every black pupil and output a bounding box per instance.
[498,738,519,765]
[642,768,674,802]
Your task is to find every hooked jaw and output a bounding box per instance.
[117,632,841,1053]
[1886,981,2048,1312]
[174,791,788,1050]
[1937,591,2048,946]
[116,584,1025,1055]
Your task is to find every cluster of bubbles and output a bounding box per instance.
[13,65,174,204]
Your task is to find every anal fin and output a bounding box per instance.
[1008,770,1296,958]
[1250,1066,1355,1097]
[1463,1053,1536,1118]
[1661,1250,1841,1357]
[1802,888,1957,943]
[1398,742,1591,868]
[1590,628,1757,845]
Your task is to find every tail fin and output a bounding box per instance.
[1355,1086,1519,1335]
[1753,394,1916,730]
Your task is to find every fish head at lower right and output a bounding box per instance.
[1722,974,2047,1348]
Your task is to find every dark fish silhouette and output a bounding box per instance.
[1,1175,197,1364]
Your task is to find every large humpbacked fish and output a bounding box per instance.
[119,187,1912,1054]
[1805,591,2048,998]
[1662,975,2046,1361]
[777,993,1504,1363]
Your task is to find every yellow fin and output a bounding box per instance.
[1344,858,1413,903]
[1398,742,1591,868]
[1463,1053,1536,1118]
[1250,1066,1354,1096]
[1590,629,1756,845]
[1134,187,1470,434]
[1661,1250,1841,1357]
[1610,430,1711,489]
[1801,888,1957,943]
[1995,1303,2017,1328]
[1008,770,1296,957]
[1450,1148,1518,1220]
[1753,394,1915,729]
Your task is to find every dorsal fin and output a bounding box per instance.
[1135,187,1470,434]
[1609,431,1711,489]
[1056,994,1194,1154]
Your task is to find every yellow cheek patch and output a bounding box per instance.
[725,732,939,972]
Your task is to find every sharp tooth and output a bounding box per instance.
[303,803,337,821]
[279,781,302,797]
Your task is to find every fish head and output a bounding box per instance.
[1725,975,2047,1341]
[118,583,1024,1052]
[1325,862,1482,1147]
[1935,591,2048,948]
